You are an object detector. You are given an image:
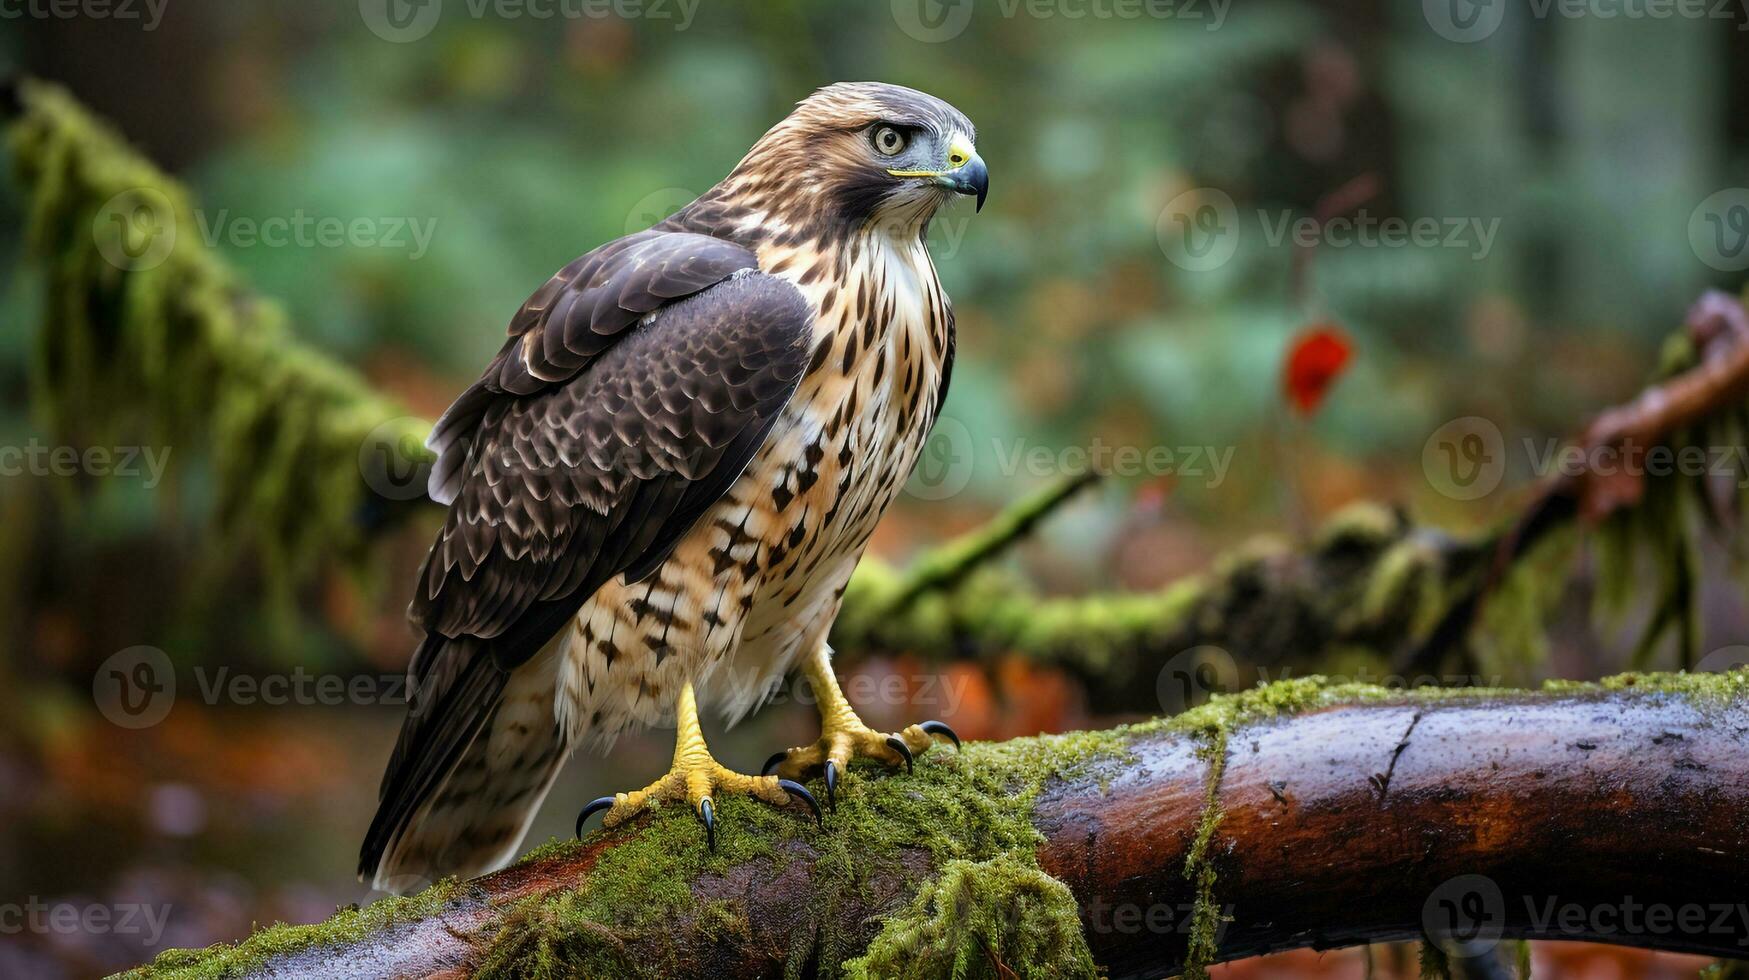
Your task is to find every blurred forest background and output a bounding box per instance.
[3,0,1749,976]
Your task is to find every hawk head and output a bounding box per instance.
[731,82,987,237]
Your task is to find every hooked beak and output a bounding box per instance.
[942,153,988,212]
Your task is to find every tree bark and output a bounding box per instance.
[124,676,1749,979]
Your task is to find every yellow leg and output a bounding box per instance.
[763,645,960,806]
[576,682,820,846]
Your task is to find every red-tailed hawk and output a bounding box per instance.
[360,82,985,892]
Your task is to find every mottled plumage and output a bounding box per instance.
[362,82,984,892]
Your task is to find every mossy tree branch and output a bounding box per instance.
[123,672,1749,979]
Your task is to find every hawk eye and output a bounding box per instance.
[871,125,908,157]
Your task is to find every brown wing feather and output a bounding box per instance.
[426,230,757,505]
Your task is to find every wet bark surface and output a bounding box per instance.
[1037,692,1749,979]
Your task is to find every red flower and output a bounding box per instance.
[1282,324,1354,417]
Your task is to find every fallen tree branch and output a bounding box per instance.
[124,672,1749,979]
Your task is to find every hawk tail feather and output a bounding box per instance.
[359,638,568,894]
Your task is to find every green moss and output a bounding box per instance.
[8,80,431,615]
[1179,728,1227,980]
[1471,530,1577,684]
[1313,501,1405,552]
[476,727,1129,978]
[1542,667,1749,707]
[1358,537,1448,643]
[841,855,1098,980]
[118,878,465,980]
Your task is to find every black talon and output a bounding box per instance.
[761,751,788,777]
[920,720,961,750]
[575,796,614,838]
[885,736,915,774]
[778,779,823,825]
[824,760,839,810]
[700,797,716,850]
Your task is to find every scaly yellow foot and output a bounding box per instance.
[575,682,820,847]
[761,646,961,808]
